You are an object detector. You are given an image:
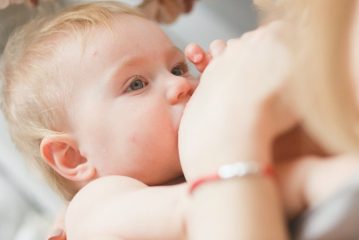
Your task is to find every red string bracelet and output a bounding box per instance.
[189,161,275,195]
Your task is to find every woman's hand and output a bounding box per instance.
[179,21,296,181]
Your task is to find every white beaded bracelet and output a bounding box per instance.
[189,161,275,194]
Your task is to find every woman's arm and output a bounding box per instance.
[187,175,286,239]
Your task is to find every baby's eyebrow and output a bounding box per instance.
[104,56,140,94]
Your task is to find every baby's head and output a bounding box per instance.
[1,1,197,200]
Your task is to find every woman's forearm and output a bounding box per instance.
[186,176,288,240]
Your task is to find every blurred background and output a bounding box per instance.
[0,0,257,239]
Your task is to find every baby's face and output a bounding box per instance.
[56,15,198,185]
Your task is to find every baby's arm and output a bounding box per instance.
[65,176,187,240]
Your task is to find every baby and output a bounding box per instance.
[2,1,359,240]
[1,2,204,239]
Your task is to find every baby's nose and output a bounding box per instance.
[166,77,196,104]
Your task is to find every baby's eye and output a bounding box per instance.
[125,76,148,92]
[171,62,188,76]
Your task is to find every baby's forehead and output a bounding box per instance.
[49,15,182,81]
[62,17,177,58]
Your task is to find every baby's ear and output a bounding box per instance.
[40,134,96,182]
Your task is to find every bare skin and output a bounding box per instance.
[46,18,359,240]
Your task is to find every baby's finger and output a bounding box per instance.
[185,43,211,73]
[209,39,227,58]
[185,43,206,64]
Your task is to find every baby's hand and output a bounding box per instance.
[185,40,226,73]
